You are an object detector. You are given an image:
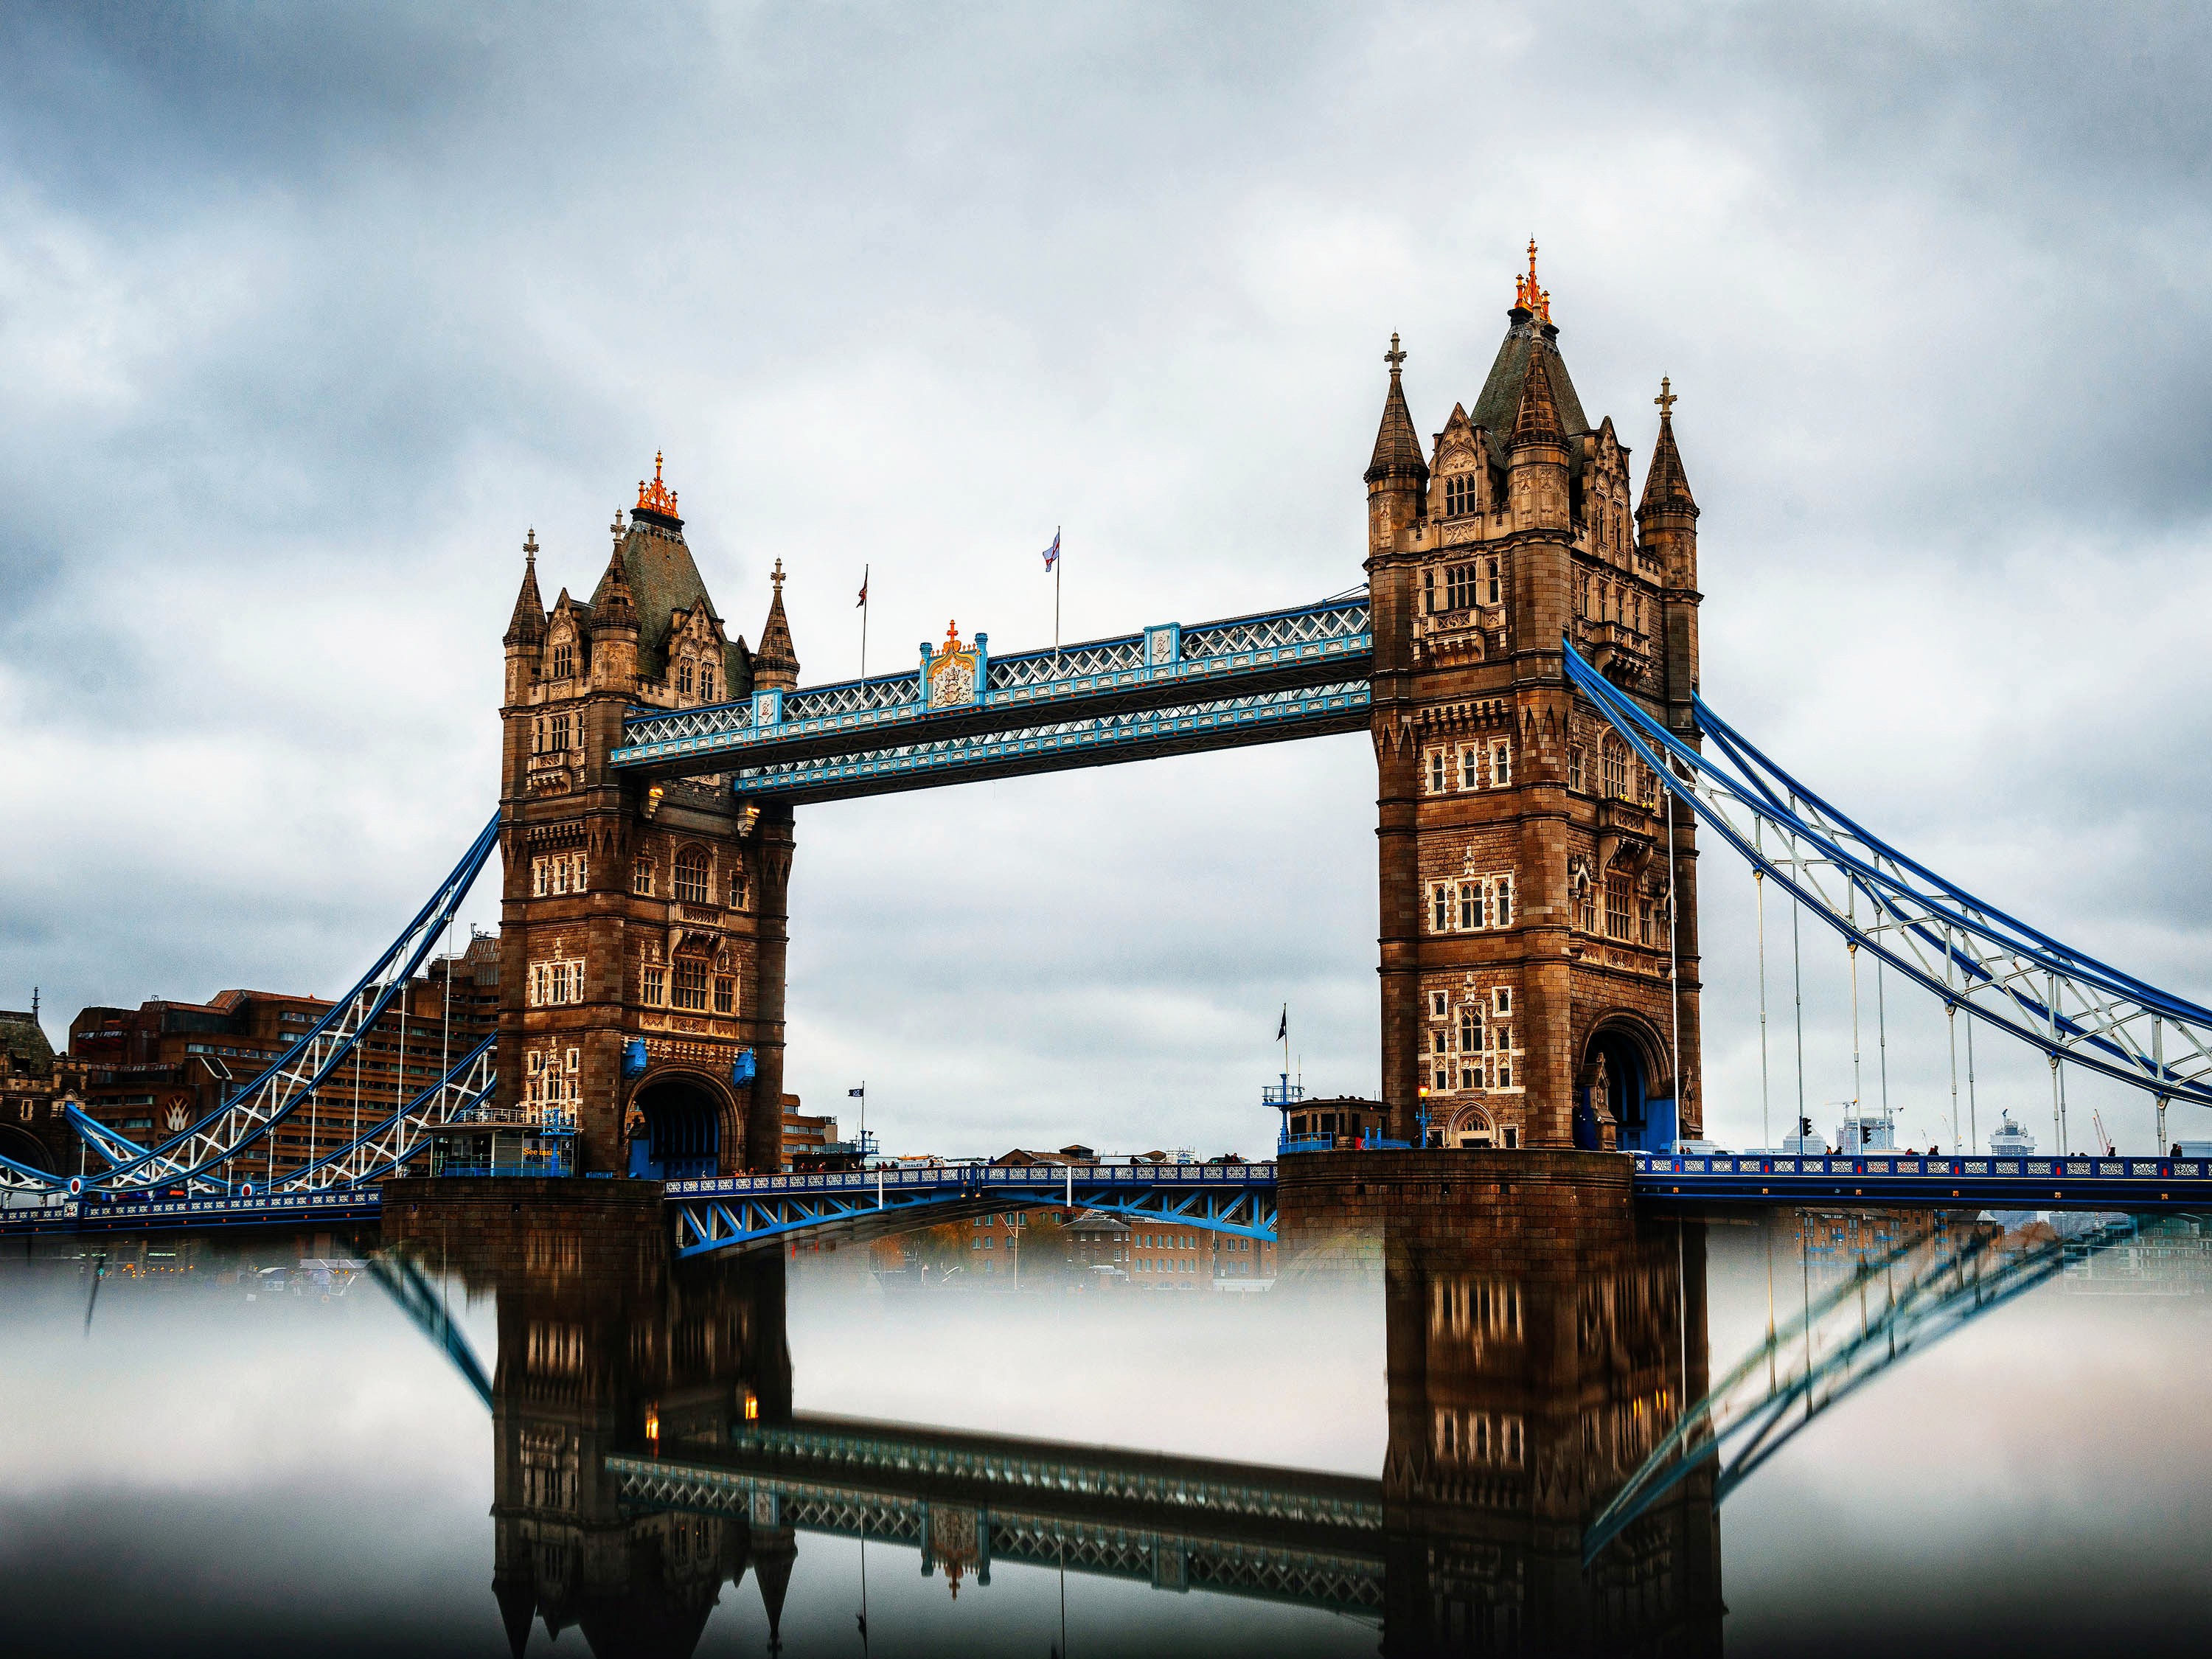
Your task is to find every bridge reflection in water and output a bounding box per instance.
[414,1187,1722,1657]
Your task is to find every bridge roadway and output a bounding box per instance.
[9,1151,2212,1246]
[610,1411,1385,1613]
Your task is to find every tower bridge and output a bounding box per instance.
[10,245,2212,1217]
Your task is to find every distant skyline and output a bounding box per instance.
[4,4,2211,1156]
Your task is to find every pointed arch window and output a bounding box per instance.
[1601,736,1628,801]
[673,847,712,906]
[551,641,574,680]
[678,661,695,698]
[699,664,717,703]
[1444,472,1478,518]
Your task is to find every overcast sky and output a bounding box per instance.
[4,3,2210,1158]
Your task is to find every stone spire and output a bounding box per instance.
[588,515,639,686]
[753,558,801,691]
[1509,342,1565,451]
[1638,377,1699,518]
[588,517,638,628]
[503,529,547,646]
[1363,332,1430,487]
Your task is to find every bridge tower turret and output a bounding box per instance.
[1366,246,1703,1153]
[497,456,795,1177]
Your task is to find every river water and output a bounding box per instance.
[3,1197,2209,1657]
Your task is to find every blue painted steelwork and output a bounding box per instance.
[666,1161,1278,1259]
[720,680,1370,804]
[66,1109,151,1171]
[366,1250,493,1407]
[268,1037,500,1192]
[0,1186,383,1237]
[1565,639,2212,1116]
[1585,1214,2138,1565]
[608,597,1371,788]
[0,814,503,1196]
[1630,1148,2212,1208]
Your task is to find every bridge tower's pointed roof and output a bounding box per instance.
[1468,243,1590,467]
[1638,378,1700,516]
[752,558,800,689]
[1509,340,1565,450]
[504,530,546,646]
[1364,333,1430,487]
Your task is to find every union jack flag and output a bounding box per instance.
[1041,529,1060,571]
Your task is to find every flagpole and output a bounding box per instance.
[1053,525,1062,671]
[859,563,869,682]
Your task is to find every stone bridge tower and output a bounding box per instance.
[498,456,793,1176]
[1367,246,1703,1152]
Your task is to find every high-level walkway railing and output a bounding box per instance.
[666,1160,1279,1259]
[613,1412,1385,1612]
[609,596,1371,799]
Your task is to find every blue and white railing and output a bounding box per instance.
[610,597,1370,775]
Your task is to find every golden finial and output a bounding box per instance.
[1514,238,1551,324]
[523,527,538,564]
[943,619,964,653]
[1655,376,1678,419]
[635,451,681,518]
[1384,331,1406,373]
[771,557,785,592]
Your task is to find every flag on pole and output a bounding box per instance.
[856,565,869,608]
[1041,530,1060,571]
[1276,1006,1287,1042]
[848,1086,866,1097]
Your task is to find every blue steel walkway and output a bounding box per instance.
[10,1151,2212,1248]
[1632,1148,2212,1208]
[608,597,1371,799]
[665,1161,1279,1259]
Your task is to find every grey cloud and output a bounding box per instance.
[4,2,2212,1155]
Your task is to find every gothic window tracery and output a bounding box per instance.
[551,640,575,680]
[633,855,655,897]
[673,847,712,905]
[1443,471,1479,517]
[672,958,709,1011]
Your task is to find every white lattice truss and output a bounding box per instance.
[0,814,501,1194]
[266,1039,498,1192]
[1565,641,2212,1111]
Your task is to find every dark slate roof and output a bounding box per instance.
[619,521,720,680]
[586,543,638,630]
[1509,342,1565,448]
[504,552,546,646]
[754,580,799,684]
[1639,414,1700,516]
[1365,358,1430,487]
[1470,313,1591,470]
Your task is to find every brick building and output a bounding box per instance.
[60,934,500,1180]
[1366,246,1703,1151]
[499,458,796,1178]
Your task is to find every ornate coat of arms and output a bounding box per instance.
[928,620,978,709]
